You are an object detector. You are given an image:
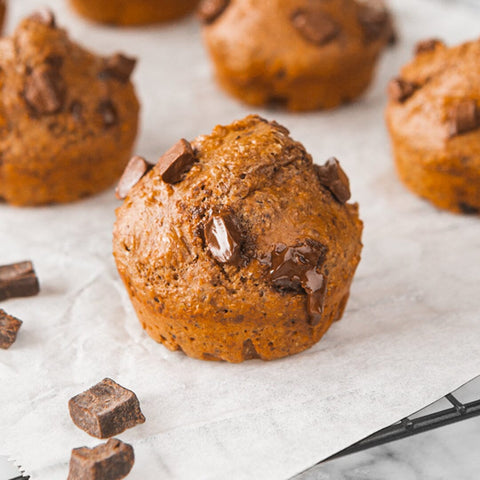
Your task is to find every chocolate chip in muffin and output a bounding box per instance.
[269,240,328,326]
[67,438,134,480]
[290,8,339,46]
[388,77,419,103]
[157,139,196,184]
[415,38,445,55]
[204,213,242,265]
[197,0,230,24]
[28,8,56,28]
[447,100,478,138]
[458,202,479,215]
[115,156,152,200]
[24,67,65,115]
[315,157,351,204]
[0,309,22,349]
[98,100,118,128]
[357,0,394,43]
[0,261,40,301]
[100,54,137,83]
[68,378,145,439]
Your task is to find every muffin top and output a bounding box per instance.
[199,0,395,77]
[387,38,480,152]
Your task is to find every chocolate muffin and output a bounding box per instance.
[0,10,139,206]
[69,0,199,26]
[386,38,480,214]
[113,115,363,363]
[198,0,395,111]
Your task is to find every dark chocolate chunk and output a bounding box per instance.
[0,309,23,350]
[100,54,137,83]
[291,8,339,46]
[242,339,260,360]
[68,378,145,439]
[458,202,479,215]
[67,438,134,480]
[157,139,196,184]
[24,67,64,115]
[388,77,419,103]
[204,213,242,265]
[115,156,152,200]
[0,261,40,301]
[28,8,56,28]
[315,157,351,204]
[415,38,444,55]
[98,100,118,128]
[197,0,230,24]
[357,0,392,43]
[269,240,328,326]
[447,100,478,138]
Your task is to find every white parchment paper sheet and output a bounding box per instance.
[1,0,480,478]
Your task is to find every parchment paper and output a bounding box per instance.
[1,0,480,478]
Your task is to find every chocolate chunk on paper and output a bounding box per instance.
[157,139,196,184]
[115,156,152,200]
[0,261,40,301]
[197,0,230,24]
[204,213,242,265]
[0,309,23,350]
[448,100,478,138]
[291,8,339,46]
[315,157,351,204]
[67,438,134,480]
[68,378,145,438]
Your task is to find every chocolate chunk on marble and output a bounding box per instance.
[24,67,64,115]
[269,240,328,326]
[315,157,351,204]
[115,156,152,200]
[157,139,196,184]
[415,38,444,55]
[448,100,478,138]
[291,8,339,46]
[197,0,230,24]
[204,213,242,265]
[67,438,134,480]
[101,54,137,83]
[388,77,418,103]
[0,261,40,301]
[28,8,56,27]
[0,309,23,349]
[69,378,145,438]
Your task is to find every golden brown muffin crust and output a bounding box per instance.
[386,38,480,214]
[113,115,363,362]
[70,0,199,26]
[200,0,394,111]
[0,12,139,206]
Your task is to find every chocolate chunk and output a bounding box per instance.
[68,378,145,438]
[0,309,22,350]
[98,100,118,128]
[67,438,134,480]
[100,54,137,83]
[269,240,328,326]
[115,156,152,200]
[242,339,260,360]
[447,100,478,138]
[388,77,419,103]
[458,202,479,215]
[315,157,351,204]
[197,0,230,24]
[291,8,339,46]
[204,213,242,265]
[157,139,196,184]
[28,8,56,28]
[24,67,64,115]
[415,38,444,55]
[0,261,40,301]
[357,0,392,43]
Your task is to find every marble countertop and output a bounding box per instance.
[2,376,480,479]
